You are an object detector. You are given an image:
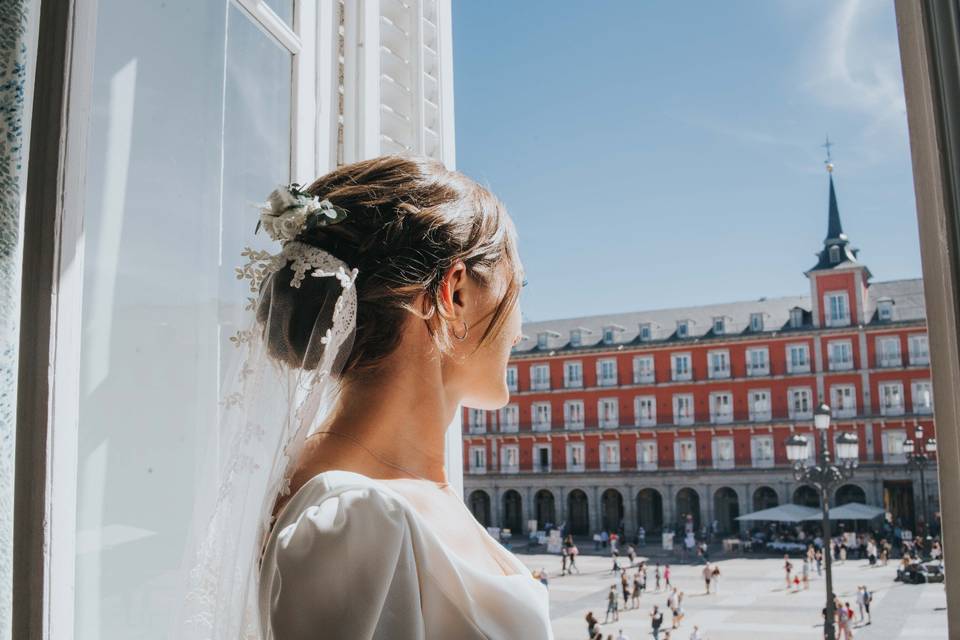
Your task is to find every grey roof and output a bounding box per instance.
[513,278,925,354]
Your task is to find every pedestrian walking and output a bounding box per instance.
[783,555,793,590]
[604,585,619,623]
[650,605,664,640]
[655,563,662,591]
[711,564,721,594]
[586,611,599,639]
[631,572,642,609]
[815,549,823,576]
[802,559,810,590]
[621,571,631,609]
[702,563,712,594]
[862,585,873,624]
[664,564,672,588]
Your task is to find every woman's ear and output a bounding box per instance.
[440,260,468,316]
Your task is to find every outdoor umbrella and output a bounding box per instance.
[735,504,820,522]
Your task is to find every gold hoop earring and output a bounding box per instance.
[453,320,468,341]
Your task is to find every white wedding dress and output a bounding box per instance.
[257,470,554,639]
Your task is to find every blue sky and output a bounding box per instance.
[451,0,920,323]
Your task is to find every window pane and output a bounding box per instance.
[75,3,292,637]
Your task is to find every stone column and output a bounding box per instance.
[625,485,637,539]
[592,485,601,533]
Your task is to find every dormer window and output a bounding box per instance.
[829,245,841,264]
[750,313,764,332]
[537,332,549,349]
[603,328,615,344]
[676,321,690,338]
[712,317,725,335]
[639,323,653,341]
[877,298,894,322]
[789,308,804,329]
[570,329,582,347]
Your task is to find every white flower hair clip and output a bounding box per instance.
[255,182,350,242]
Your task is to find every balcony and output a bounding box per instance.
[501,464,519,474]
[713,458,735,470]
[673,415,695,426]
[600,460,621,472]
[881,403,905,417]
[752,456,775,469]
[533,463,551,473]
[469,465,486,474]
[832,406,857,419]
[828,358,853,371]
[597,376,618,387]
[749,410,772,422]
[676,459,697,470]
[787,363,811,374]
[530,381,551,391]
[909,353,930,366]
[878,356,902,368]
[709,367,731,379]
[746,364,770,377]
[563,378,583,389]
[634,372,655,384]
[532,421,552,432]
[710,412,733,424]
[637,460,658,471]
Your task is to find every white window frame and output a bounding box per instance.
[878,300,894,321]
[467,408,486,433]
[882,429,907,463]
[709,391,733,424]
[530,363,551,391]
[596,358,618,387]
[639,323,653,341]
[570,329,582,347]
[912,380,933,414]
[676,320,690,338]
[751,435,775,468]
[637,440,658,471]
[469,446,487,474]
[531,401,552,431]
[566,442,585,472]
[879,381,905,416]
[788,387,813,419]
[500,444,519,473]
[506,365,518,392]
[790,308,804,328]
[824,291,851,327]
[600,441,621,472]
[632,354,655,383]
[786,343,810,374]
[750,312,764,332]
[876,336,902,368]
[671,352,692,381]
[675,438,697,470]
[634,395,657,427]
[712,436,735,469]
[708,349,731,379]
[563,399,585,429]
[500,404,519,432]
[746,346,770,376]
[563,360,583,388]
[672,393,694,425]
[598,397,619,428]
[827,339,854,371]
[748,389,772,421]
[830,384,857,418]
[908,333,930,365]
[713,317,726,334]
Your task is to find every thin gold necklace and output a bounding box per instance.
[311,430,451,489]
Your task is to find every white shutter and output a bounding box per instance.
[341,0,454,165]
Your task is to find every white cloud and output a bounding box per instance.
[801,0,907,155]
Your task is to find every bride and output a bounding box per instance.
[181,155,554,639]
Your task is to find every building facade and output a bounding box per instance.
[462,170,939,540]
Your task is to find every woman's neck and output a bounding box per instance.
[318,345,455,484]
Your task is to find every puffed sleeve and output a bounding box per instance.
[262,486,425,640]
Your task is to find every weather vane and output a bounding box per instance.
[822,135,835,173]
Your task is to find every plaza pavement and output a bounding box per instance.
[516,551,948,639]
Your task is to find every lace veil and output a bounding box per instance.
[174,186,359,638]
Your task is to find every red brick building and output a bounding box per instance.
[462,170,937,540]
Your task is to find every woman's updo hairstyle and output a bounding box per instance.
[255,154,523,378]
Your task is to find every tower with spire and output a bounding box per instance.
[804,139,872,328]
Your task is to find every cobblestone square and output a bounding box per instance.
[517,552,947,639]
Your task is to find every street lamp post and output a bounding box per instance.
[902,421,937,534]
[784,402,859,640]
